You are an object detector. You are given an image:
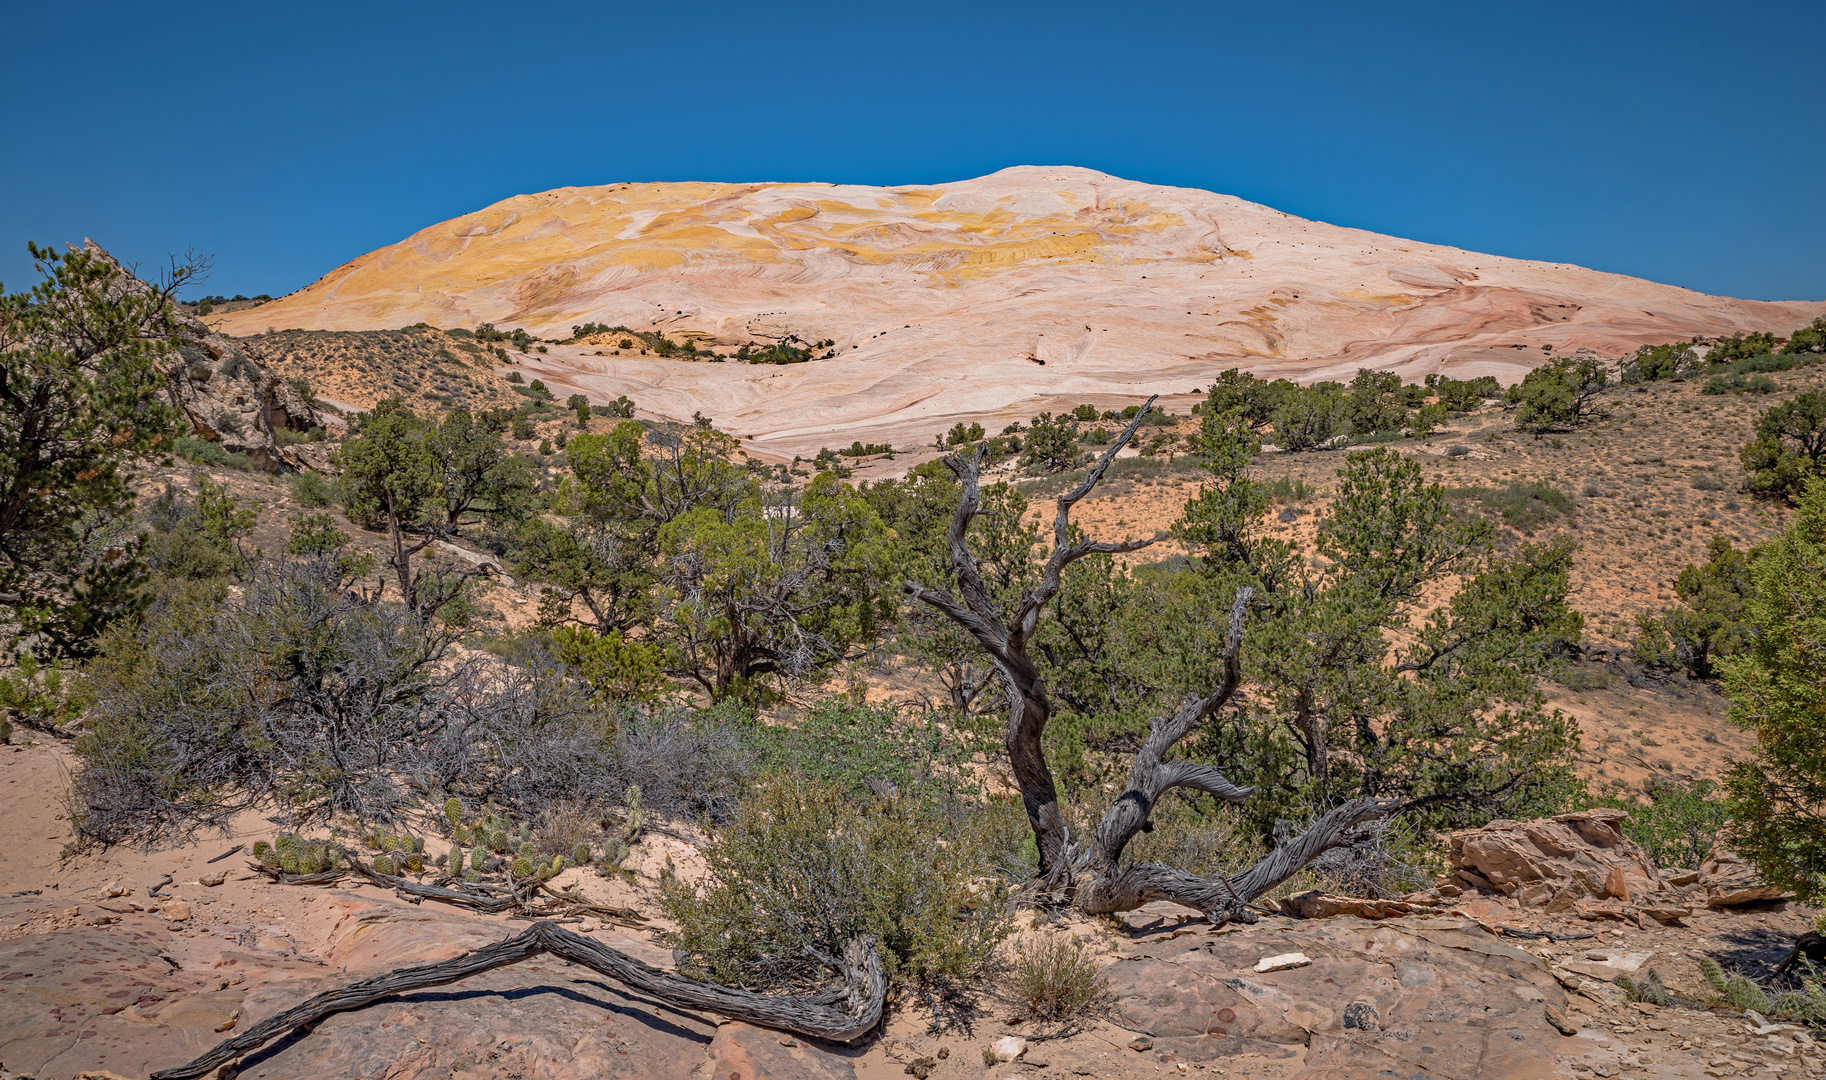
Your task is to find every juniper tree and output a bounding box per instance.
[1721,478,1826,903]
[0,243,200,656]
[1741,391,1826,504]
[907,402,1584,923]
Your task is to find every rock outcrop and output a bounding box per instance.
[84,242,326,470]
[1106,917,1570,1078]
[1697,844,1789,907]
[1445,808,1667,909]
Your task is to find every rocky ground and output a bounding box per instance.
[1,736,1818,1080]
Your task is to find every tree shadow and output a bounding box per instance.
[232,978,715,1075]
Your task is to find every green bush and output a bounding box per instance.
[1019,413,1083,473]
[1631,537,1755,679]
[290,470,332,507]
[661,776,1012,988]
[945,421,986,446]
[174,436,262,472]
[1597,778,1728,868]
[1450,481,1574,529]
[1721,478,1826,904]
[1741,392,1826,504]
[1011,935,1107,1020]
[1504,355,1608,431]
[744,698,966,799]
[1703,373,1778,395]
[1622,342,1700,383]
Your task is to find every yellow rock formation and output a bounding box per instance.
[216,166,1823,457]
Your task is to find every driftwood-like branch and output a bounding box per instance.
[149,922,886,1080]
[248,851,643,923]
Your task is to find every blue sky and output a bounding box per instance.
[4,0,1821,302]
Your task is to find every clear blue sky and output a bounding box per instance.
[4,0,1821,302]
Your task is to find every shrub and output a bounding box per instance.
[1741,392,1826,504]
[1622,342,1699,383]
[289,470,332,507]
[69,556,730,844]
[661,776,1012,988]
[1269,383,1344,450]
[945,421,986,447]
[1450,481,1574,530]
[1707,332,1780,366]
[1504,355,1607,431]
[1019,413,1083,473]
[1783,315,1826,355]
[1721,478,1826,904]
[1631,537,1755,679]
[1597,778,1728,868]
[744,698,965,799]
[1011,935,1108,1021]
[505,371,524,383]
[1704,373,1778,395]
[174,436,262,472]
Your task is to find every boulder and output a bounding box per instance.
[1445,808,1663,907]
[1698,844,1787,907]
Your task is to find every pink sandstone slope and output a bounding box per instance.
[216,166,1823,456]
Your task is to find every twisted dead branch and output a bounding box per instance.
[248,848,643,924]
[905,398,1408,926]
[149,923,886,1080]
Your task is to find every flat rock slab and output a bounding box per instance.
[0,892,762,1080]
[704,1022,860,1080]
[1108,918,1570,1080]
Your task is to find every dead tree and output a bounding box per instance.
[151,923,885,1080]
[904,398,1404,925]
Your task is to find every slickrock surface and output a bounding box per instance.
[211,166,1823,458]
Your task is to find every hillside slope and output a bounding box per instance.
[216,166,1822,456]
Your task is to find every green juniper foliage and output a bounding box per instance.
[1721,478,1826,904]
[1632,537,1756,679]
[1740,392,1826,504]
[0,243,199,657]
[1503,355,1608,432]
[1163,410,1582,828]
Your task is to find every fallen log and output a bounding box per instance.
[149,921,885,1080]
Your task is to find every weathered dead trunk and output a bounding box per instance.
[906,400,1406,924]
[151,922,886,1080]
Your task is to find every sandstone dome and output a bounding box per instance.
[216,166,1823,456]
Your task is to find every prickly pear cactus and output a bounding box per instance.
[519,840,537,858]
[372,854,397,876]
[471,847,489,871]
[280,851,301,875]
[253,841,276,866]
[489,829,508,853]
[405,853,425,873]
[510,856,535,879]
[572,842,591,866]
[624,784,644,837]
[444,797,463,828]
